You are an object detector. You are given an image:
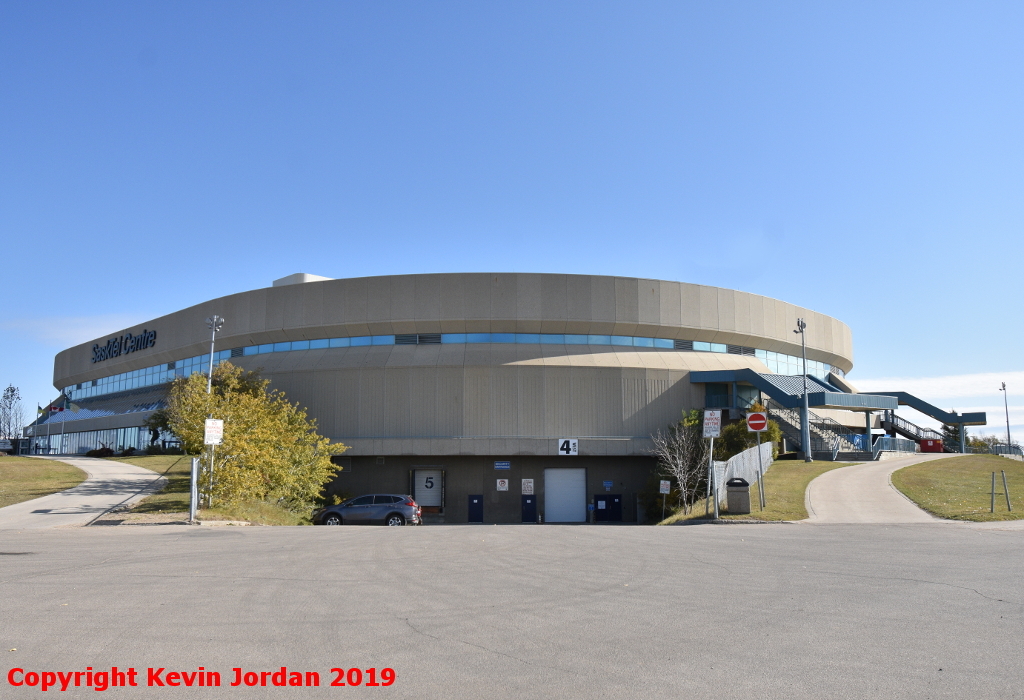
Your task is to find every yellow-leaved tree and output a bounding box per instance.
[158,362,346,510]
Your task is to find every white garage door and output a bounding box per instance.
[413,469,443,507]
[544,468,586,522]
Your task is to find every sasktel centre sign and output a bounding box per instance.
[92,329,157,363]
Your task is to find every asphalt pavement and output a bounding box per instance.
[1,523,1022,699]
[0,457,166,530]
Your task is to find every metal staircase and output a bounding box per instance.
[880,411,957,453]
[765,398,863,459]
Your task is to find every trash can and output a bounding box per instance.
[726,477,751,514]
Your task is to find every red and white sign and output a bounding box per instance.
[496,479,509,491]
[204,418,224,446]
[702,410,722,438]
[747,412,768,432]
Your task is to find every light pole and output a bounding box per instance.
[793,318,812,462]
[206,315,225,394]
[204,315,225,508]
[1000,382,1012,450]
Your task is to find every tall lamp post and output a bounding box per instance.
[206,315,225,394]
[1000,382,1012,450]
[793,318,812,462]
[204,315,225,507]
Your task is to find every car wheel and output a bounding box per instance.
[386,513,405,527]
[323,513,342,526]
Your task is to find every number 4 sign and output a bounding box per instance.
[557,439,578,455]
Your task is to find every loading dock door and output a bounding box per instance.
[414,469,443,510]
[521,495,537,523]
[468,495,483,523]
[544,468,586,522]
[594,494,622,522]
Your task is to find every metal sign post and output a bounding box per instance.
[204,418,224,507]
[747,412,768,510]
[659,480,671,521]
[189,457,200,523]
[703,410,722,519]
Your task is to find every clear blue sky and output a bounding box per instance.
[2,2,1021,436]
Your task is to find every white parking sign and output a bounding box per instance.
[702,410,722,438]
[204,419,224,445]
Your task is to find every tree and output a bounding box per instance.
[713,413,783,461]
[159,362,348,511]
[650,410,708,514]
[941,414,965,449]
[968,434,1001,450]
[0,385,24,440]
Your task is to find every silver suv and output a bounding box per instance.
[314,494,421,526]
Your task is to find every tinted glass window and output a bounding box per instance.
[350,496,374,505]
[374,495,399,504]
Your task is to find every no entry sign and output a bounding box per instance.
[747,412,768,432]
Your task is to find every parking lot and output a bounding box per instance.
[1,522,1021,699]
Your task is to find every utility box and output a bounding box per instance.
[921,439,943,453]
[726,477,751,514]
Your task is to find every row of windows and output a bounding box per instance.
[30,426,155,455]
[64,334,836,401]
[67,350,231,400]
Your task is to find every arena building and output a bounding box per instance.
[30,273,985,523]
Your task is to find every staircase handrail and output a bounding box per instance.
[883,411,943,442]
[766,397,866,453]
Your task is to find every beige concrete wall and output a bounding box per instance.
[54,273,855,389]
[228,345,767,456]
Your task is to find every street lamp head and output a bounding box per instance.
[1001,382,1006,391]
[794,318,806,333]
[206,315,225,332]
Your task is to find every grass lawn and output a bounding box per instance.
[110,454,309,525]
[660,460,856,524]
[891,454,1023,521]
[0,456,88,509]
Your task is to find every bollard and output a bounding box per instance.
[991,472,996,513]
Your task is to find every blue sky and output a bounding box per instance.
[2,2,1021,438]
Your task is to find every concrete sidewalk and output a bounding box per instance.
[0,456,166,530]
[804,453,955,524]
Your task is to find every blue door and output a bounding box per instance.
[594,494,622,522]
[521,495,537,523]
[468,495,483,523]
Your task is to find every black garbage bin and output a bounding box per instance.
[726,477,751,514]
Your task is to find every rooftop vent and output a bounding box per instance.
[272,273,334,287]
